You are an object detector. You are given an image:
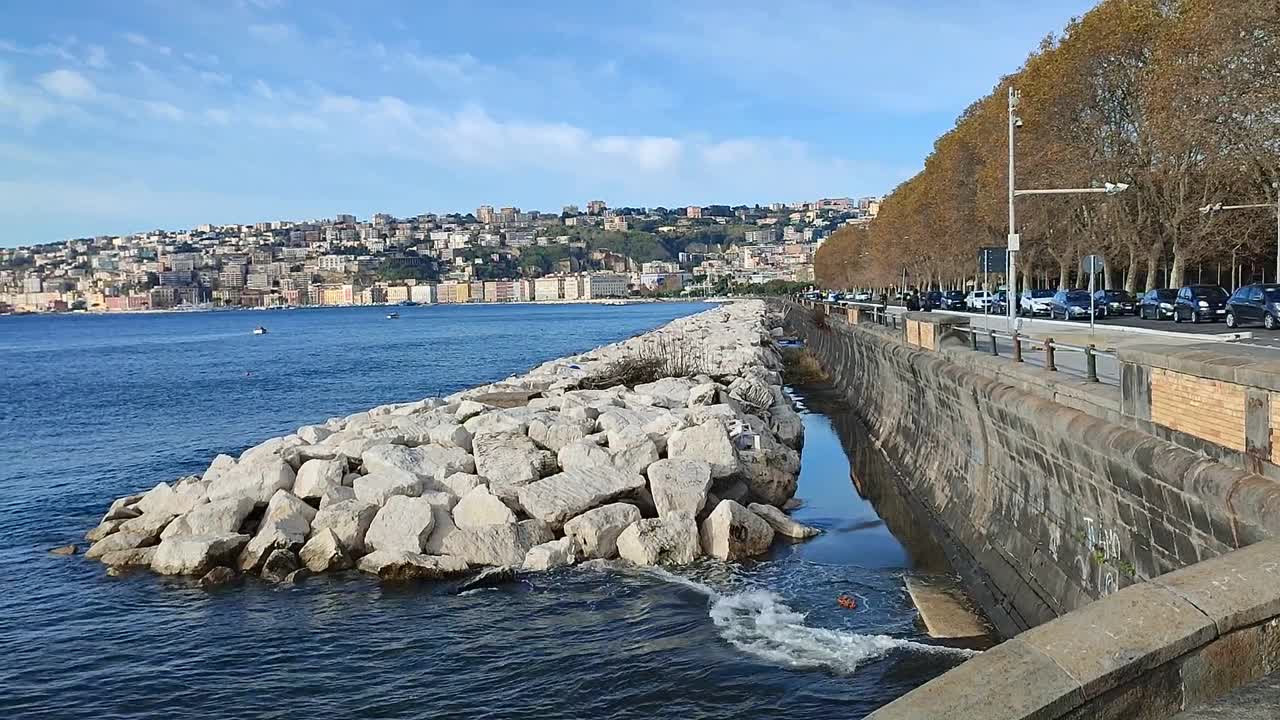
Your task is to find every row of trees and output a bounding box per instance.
[817,0,1279,293]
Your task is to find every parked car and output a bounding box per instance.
[922,291,943,310]
[940,290,967,310]
[1173,285,1229,323]
[1019,289,1055,316]
[990,290,1010,315]
[1138,289,1177,320]
[1225,283,1280,329]
[853,291,873,302]
[1093,289,1137,316]
[965,290,993,311]
[1047,289,1105,320]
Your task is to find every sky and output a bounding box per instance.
[0,0,1096,246]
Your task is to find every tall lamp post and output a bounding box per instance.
[1200,183,1280,283]
[1006,86,1131,328]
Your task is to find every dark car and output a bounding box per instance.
[1226,283,1280,330]
[922,291,943,310]
[1173,285,1229,323]
[1138,289,1177,320]
[940,290,967,310]
[1094,289,1136,316]
[991,290,1009,315]
[1047,289,1105,320]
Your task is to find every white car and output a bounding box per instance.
[1019,289,1055,316]
[853,291,872,302]
[965,291,993,311]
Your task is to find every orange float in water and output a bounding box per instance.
[837,595,858,610]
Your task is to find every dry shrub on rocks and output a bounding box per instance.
[781,348,829,386]
[582,334,709,390]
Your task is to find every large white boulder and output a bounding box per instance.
[452,485,517,528]
[239,490,316,571]
[647,458,713,519]
[699,499,775,560]
[364,495,437,553]
[352,470,424,505]
[615,517,700,566]
[428,423,474,452]
[310,499,380,556]
[562,503,641,560]
[634,377,697,409]
[528,417,596,452]
[297,424,333,445]
[431,519,554,566]
[357,550,470,580]
[438,472,486,497]
[472,431,556,486]
[117,511,178,543]
[206,456,296,505]
[607,427,660,476]
[299,528,353,572]
[748,503,820,539]
[556,440,613,473]
[294,459,348,501]
[523,537,576,571]
[201,454,238,485]
[136,481,207,517]
[161,497,256,540]
[667,419,740,478]
[150,533,249,575]
[517,467,647,526]
[361,443,474,479]
[738,446,800,507]
[86,531,153,560]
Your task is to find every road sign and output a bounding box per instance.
[1081,254,1105,274]
[1007,233,1021,252]
[978,247,1007,274]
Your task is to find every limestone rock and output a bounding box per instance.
[634,377,697,409]
[438,472,486,497]
[688,382,719,406]
[260,549,300,583]
[117,511,177,543]
[647,458,713,519]
[201,454,237,485]
[352,470,424,505]
[86,531,152,559]
[608,429,660,476]
[428,423,474,452]
[294,459,348,501]
[699,500,775,560]
[667,419,740,478]
[161,497,256,540]
[151,533,249,575]
[454,400,491,422]
[310,499,379,556]
[101,495,143,523]
[616,517,700,566]
[364,495,437,553]
[528,418,596,452]
[472,431,556,486]
[136,481,207,517]
[556,440,613,473]
[199,566,237,588]
[297,424,333,445]
[320,485,357,509]
[99,546,157,569]
[517,467,647,526]
[85,519,126,543]
[748,503,820,539]
[738,447,799,507]
[357,550,471,580]
[362,443,474,480]
[49,544,78,556]
[299,528,353,572]
[206,456,296,505]
[433,520,554,566]
[452,485,517,528]
[523,537,576,571]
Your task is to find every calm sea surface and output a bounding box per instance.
[0,303,969,719]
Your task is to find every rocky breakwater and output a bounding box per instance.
[81,300,818,586]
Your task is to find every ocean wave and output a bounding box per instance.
[645,566,977,675]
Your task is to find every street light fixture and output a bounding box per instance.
[1006,85,1131,328]
[1199,186,1280,282]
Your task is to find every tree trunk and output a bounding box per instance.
[1103,259,1115,291]
[1058,262,1069,290]
[1170,246,1187,288]
[1144,240,1163,290]
[1126,248,1139,293]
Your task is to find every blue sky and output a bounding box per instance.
[1,0,1095,245]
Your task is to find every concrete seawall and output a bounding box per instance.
[781,301,1280,718]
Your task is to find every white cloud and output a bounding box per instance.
[199,70,231,86]
[124,32,172,56]
[0,66,63,127]
[37,69,95,99]
[144,100,184,121]
[251,78,275,100]
[248,23,296,42]
[85,44,108,68]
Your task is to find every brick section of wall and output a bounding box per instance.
[1151,368,1246,451]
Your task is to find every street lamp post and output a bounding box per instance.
[1200,183,1280,283]
[1006,85,1130,328]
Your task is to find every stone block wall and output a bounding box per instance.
[785,302,1280,639]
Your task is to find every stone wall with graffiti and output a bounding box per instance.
[784,301,1280,637]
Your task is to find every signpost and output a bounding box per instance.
[1082,254,1105,332]
[979,248,1008,318]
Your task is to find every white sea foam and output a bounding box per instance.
[646,567,977,674]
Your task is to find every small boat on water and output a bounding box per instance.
[253,326,268,335]
[386,312,400,319]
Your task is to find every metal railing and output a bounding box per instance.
[797,298,1117,385]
